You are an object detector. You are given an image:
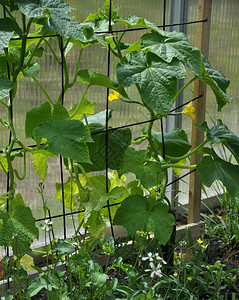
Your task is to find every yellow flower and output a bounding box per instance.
[187,276,192,281]
[182,101,196,120]
[197,238,203,245]
[108,90,120,101]
[173,272,178,278]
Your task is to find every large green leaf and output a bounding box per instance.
[0,205,39,255]
[0,193,25,216]
[35,120,92,162]
[25,102,52,138]
[15,0,71,18]
[113,195,175,245]
[116,51,186,116]
[196,155,239,197]
[0,18,17,54]
[118,147,164,189]
[80,125,131,172]
[15,0,97,44]
[197,119,239,162]
[151,128,192,158]
[25,102,69,138]
[201,55,232,110]
[140,30,202,77]
[117,15,160,33]
[0,75,14,100]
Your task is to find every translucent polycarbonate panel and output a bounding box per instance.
[177,0,239,204]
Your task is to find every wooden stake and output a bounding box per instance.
[188,0,212,224]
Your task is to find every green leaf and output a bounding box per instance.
[55,177,78,211]
[52,102,69,120]
[0,193,25,216]
[196,155,239,197]
[25,102,52,138]
[81,126,131,172]
[69,98,95,120]
[15,0,97,44]
[0,75,13,100]
[32,150,55,180]
[0,55,8,77]
[35,120,92,162]
[118,15,160,32]
[78,69,128,98]
[201,55,232,110]
[22,63,40,77]
[197,119,239,162]
[91,272,108,287]
[53,239,75,255]
[152,128,192,157]
[116,51,186,116]
[0,18,16,54]
[0,155,8,172]
[80,175,123,222]
[26,102,68,138]
[15,0,72,18]
[113,195,175,245]
[118,148,164,189]
[140,30,202,77]
[27,278,48,297]
[0,205,39,255]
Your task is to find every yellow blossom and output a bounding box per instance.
[187,276,192,281]
[173,272,178,278]
[197,238,203,245]
[108,90,120,101]
[182,101,196,120]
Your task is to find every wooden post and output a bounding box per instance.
[188,0,212,224]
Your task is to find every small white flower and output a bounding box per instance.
[145,262,163,278]
[142,252,154,261]
[41,219,53,232]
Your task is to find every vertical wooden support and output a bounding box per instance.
[188,0,212,224]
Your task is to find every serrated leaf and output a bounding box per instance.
[196,155,239,197]
[0,18,16,54]
[141,30,202,77]
[55,177,78,211]
[116,51,186,116]
[118,15,160,32]
[118,147,163,189]
[197,119,239,163]
[35,120,92,162]
[22,62,40,77]
[113,195,175,245]
[81,126,131,172]
[152,128,192,157]
[32,150,55,180]
[201,55,232,110]
[15,0,72,18]
[15,0,98,44]
[0,75,13,100]
[0,205,38,255]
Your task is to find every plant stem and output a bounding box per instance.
[161,163,196,169]
[32,76,55,105]
[13,152,26,180]
[44,39,61,64]
[69,84,91,119]
[69,47,84,88]
[172,76,197,104]
[0,100,9,108]
[165,140,207,162]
